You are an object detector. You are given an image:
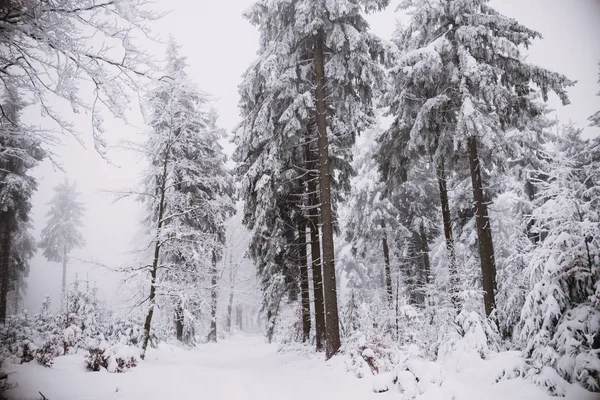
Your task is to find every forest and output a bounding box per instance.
[0,0,598,399]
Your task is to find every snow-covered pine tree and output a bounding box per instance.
[345,124,400,307]
[0,87,43,321]
[131,40,233,357]
[39,180,86,301]
[381,0,574,322]
[237,0,391,358]
[520,127,600,393]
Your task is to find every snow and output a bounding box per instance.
[2,335,593,400]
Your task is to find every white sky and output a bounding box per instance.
[23,0,600,312]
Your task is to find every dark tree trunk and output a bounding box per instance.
[307,133,326,352]
[226,287,234,334]
[468,136,498,319]
[61,248,68,306]
[141,150,170,360]
[437,157,460,310]
[314,31,341,359]
[381,222,393,306]
[174,303,184,342]
[298,220,311,342]
[0,219,11,322]
[419,221,431,286]
[207,250,218,343]
[236,306,243,331]
[309,195,326,351]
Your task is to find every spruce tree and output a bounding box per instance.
[39,180,85,301]
[380,0,574,320]
[237,0,390,358]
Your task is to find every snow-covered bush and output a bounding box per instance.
[520,143,600,393]
[85,339,139,373]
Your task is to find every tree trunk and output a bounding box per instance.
[314,30,341,359]
[61,248,68,306]
[298,220,311,342]
[468,136,498,319]
[174,303,184,342]
[140,150,170,360]
[306,127,326,352]
[207,250,218,343]
[437,157,460,310]
[226,287,234,334]
[419,221,431,305]
[381,221,393,306]
[236,306,243,331]
[309,198,325,351]
[0,220,11,322]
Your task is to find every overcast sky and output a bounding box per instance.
[23,0,600,312]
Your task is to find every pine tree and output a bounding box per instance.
[129,40,233,357]
[520,127,600,392]
[39,180,85,300]
[381,0,574,321]
[237,0,391,358]
[0,88,43,321]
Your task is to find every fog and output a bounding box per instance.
[23,0,600,313]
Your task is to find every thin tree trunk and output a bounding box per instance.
[0,220,10,322]
[226,287,234,334]
[207,250,218,342]
[419,221,431,306]
[419,221,431,286]
[307,133,326,352]
[437,157,460,310]
[381,221,393,306]
[314,30,341,359]
[298,220,311,342]
[309,184,326,351]
[61,248,68,305]
[174,303,184,342]
[140,150,170,360]
[468,136,498,319]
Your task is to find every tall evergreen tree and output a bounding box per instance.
[129,41,233,357]
[380,0,574,320]
[237,0,390,358]
[39,180,85,301]
[0,87,43,321]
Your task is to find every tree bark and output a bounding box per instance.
[298,220,311,342]
[207,249,218,342]
[174,303,184,342]
[437,157,460,310]
[309,193,326,351]
[226,286,234,334]
[381,222,393,306]
[0,220,11,322]
[61,248,68,305]
[419,221,431,286]
[468,136,498,319]
[314,31,341,359]
[140,150,170,360]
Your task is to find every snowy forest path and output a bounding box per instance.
[6,334,385,400]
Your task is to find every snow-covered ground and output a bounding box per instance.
[3,335,595,400]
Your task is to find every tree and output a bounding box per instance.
[0,0,157,156]
[126,40,233,357]
[0,88,43,321]
[382,0,574,320]
[39,180,85,300]
[238,0,390,358]
[520,128,600,393]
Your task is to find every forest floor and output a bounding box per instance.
[3,334,594,400]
